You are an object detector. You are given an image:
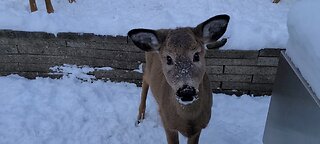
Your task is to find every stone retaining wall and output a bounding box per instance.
[0,30,283,96]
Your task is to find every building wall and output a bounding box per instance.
[0,30,283,95]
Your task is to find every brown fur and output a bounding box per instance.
[130,15,230,144]
[29,0,76,13]
[138,29,211,144]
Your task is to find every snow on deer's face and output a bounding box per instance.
[128,14,230,104]
[159,28,206,104]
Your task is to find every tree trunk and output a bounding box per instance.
[45,0,54,13]
[29,0,38,12]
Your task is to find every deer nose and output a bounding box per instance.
[176,85,197,101]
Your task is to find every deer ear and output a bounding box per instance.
[195,14,230,43]
[128,29,160,52]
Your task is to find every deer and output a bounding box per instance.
[29,0,76,14]
[128,14,230,144]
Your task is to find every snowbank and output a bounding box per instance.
[0,66,270,144]
[0,0,295,50]
[286,0,320,98]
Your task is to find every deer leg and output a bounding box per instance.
[135,77,149,126]
[165,128,179,144]
[29,0,38,12]
[68,0,76,3]
[187,131,201,144]
[45,0,54,13]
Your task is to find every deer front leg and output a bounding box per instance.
[135,77,149,126]
[187,131,201,144]
[165,128,179,144]
[45,0,54,13]
[29,0,38,12]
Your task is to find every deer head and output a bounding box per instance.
[128,15,230,105]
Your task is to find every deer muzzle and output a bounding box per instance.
[176,85,199,105]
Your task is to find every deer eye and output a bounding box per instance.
[166,56,173,65]
[193,52,200,62]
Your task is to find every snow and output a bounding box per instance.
[133,64,143,73]
[0,0,295,50]
[286,0,320,98]
[0,66,270,144]
[50,64,95,80]
[1,0,302,142]
[94,67,113,71]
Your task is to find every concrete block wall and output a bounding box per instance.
[0,30,283,96]
[0,30,145,85]
[206,49,282,96]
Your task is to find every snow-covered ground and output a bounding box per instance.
[0,66,270,144]
[286,0,320,98]
[4,0,320,143]
[0,0,295,50]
